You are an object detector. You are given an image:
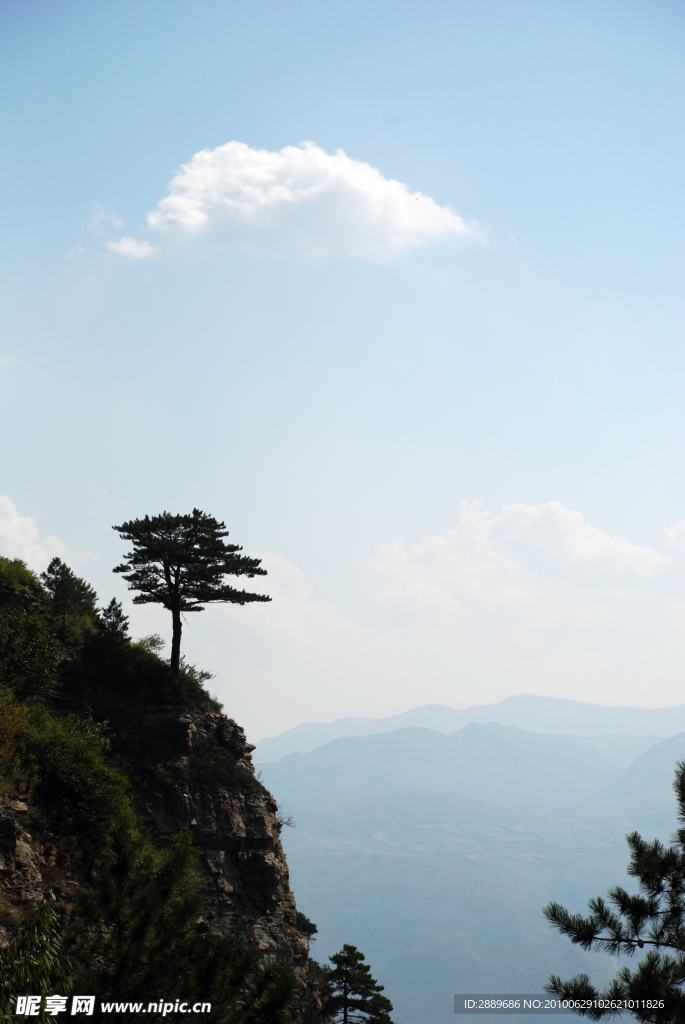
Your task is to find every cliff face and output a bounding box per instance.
[0,798,45,906]
[0,796,82,947]
[0,704,324,1022]
[130,708,310,978]
[0,562,326,1020]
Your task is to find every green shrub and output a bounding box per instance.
[75,826,298,1023]
[149,730,264,799]
[10,703,131,848]
[0,557,46,612]
[0,608,67,702]
[174,735,263,795]
[61,629,219,717]
[0,900,74,1021]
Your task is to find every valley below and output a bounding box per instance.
[257,703,685,1024]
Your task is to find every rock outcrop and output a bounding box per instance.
[132,709,310,978]
[0,799,44,905]
[0,797,82,948]
[0,706,326,1022]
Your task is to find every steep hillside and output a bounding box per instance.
[0,555,325,1023]
[107,704,311,975]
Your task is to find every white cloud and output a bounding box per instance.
[665,518,685,549]
[361,500,685,716]
[0,496,72,572]
[107,140,478,259]
[127,502,685,741]
[106,237,156,260]
[487,501,668,575]
[127,552,402,740]
[90,204,122,229]
[0,354,16,366]
[370,500,671,624]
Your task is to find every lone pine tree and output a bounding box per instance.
[324,944,395,1024]
[113,510,270,676]
[544,760,685,1023]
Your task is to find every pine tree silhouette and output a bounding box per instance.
[544,760,685,1022]
[323,944,395,1024]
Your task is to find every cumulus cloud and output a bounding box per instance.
[0,496,77,572]
[107,140,477,259]
[665,518,685,549]
[106,237,155,260]
[370,500,671,624]
[359,500,685,717]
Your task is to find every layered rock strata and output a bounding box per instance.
[0,708,324,1022]
[132,709,311,978]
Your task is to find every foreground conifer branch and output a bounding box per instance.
[544,761,685,1022]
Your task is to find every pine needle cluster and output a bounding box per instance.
[544,761,685,1022]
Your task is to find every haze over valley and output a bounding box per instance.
[258,698,685,1023]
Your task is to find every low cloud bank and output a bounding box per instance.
[0,496,85,572]
[107,140,477,259]
[370,500,671,622]
[138,502,685,739]
[4,495,685,740]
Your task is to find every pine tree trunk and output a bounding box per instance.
[171,602,182,678]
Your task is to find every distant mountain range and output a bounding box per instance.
[256,720,685,1024]
[253,693,685,761]
[258,723,637,813]
[258,724,685,822]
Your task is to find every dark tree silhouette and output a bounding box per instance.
[100,598,129,636]
[544,760,685,1023]
[41,558,99,634]
[323,944,395,1024]
[113,510,270,676]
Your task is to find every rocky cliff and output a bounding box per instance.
[0,557,328,1020]
[0,704,325,1022]
[131,708,311,978]
[0,796,82,946]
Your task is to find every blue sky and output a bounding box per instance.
[1,1,684,738]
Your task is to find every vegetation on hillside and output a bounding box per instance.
[0,546,395,1024]
[0,554,294,1022]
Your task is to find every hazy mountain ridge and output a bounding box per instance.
[257,722,668,815]
[257,720,685,1024]
[254,693,685,761]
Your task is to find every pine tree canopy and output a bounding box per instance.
[112,510,270,675]
[41,557,99,634]
[544,760,685,1022]
[324,944,395,1024]
[101,597,130,636]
